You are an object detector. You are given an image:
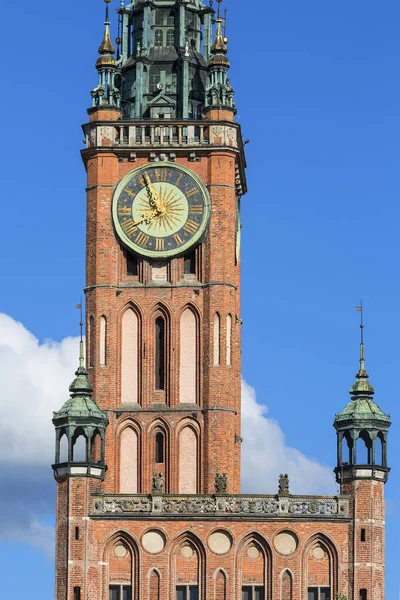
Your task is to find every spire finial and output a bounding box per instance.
[355,300,367,378]
[75,300,85,370]
[98,0,116,55]
[211,0,228,54]
[349,301,374,396]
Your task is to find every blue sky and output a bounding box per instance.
[1,0,399,597]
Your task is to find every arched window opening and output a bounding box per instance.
[214,313,220,366]
[356,430,372,465]
[121,309,139,404]
[72,429,87,462]
[59,433,68,463]
[341,431,353,465]
[89,315,95,367]
[155,431,164,464]
[155,9,164,26]
[109,540,132,600]
[307,540,333,600]
[149,569,160,600]
[180,308,197,404]
[281,570,293,600]
[179,426,198,493]
[155,29,163,47]
[166,29,175,47]
[175,540,200,600]
[91,430,102,463]
[376,432,385,466]
[155,317,166,390]
[226,314,232,366]
[100,316,107,367]
[242,541,265,600]
[215,570,226,600]
[120,427,139,493]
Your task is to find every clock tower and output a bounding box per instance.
[52,2,390,600]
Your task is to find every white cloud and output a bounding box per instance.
[0,314,335,556]
[241,380,336,495]
[0,313,78,466]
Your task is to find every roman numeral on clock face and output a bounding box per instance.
[122,220,137,236]
[135,232,150,248]
[154,168,167,182]
[155,238,165,251]
[189,205,203,215]
[186,187,198,198]
[118,206,131,215]
[183,219,199,235]
[174,234,183,246]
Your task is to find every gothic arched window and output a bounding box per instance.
[166,29,175,46]
[155,29,163,47]
[155,317,166,390]
[155,431,164,464]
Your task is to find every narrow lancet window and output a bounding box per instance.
[155,317,166,390]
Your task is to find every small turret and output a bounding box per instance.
[334,306,391,485]
[91,0,121,108]
[52,329,108,482]
[205,0,235,113]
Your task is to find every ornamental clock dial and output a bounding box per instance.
[112,163,211,258]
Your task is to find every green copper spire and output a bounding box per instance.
[205,0,235,112]
[333,305,391,485]
[52,312,108,481]
[91,0,120,108]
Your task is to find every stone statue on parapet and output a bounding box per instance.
[215,472,228,494]
[278,474,290,496]
[152,472,165,494]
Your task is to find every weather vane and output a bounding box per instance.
[75,299,83,342]
[355,300,364,345]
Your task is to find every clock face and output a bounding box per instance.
[112,163,211,258]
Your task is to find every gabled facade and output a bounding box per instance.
[52,2,390,599]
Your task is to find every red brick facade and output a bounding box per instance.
[53,51,387,600]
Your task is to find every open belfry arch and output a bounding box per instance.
[52,1,391,599]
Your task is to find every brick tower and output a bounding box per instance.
[52,2,391,599]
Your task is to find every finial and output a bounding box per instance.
[350,301,375,396]
[210,0,228,55]
[105,0,111,23]
[98,0,116,55]
[355,301,367,378]
[75,300,85,370]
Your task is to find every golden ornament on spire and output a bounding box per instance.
[98,0,116,55]
[210,20,228,55]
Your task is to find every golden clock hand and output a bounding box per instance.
[132,209,158,228]
[143,173,162,212]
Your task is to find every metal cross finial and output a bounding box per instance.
[75,299,85,369]
[355,300,366,374]
[355,300,364,345]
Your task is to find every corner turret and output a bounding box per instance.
[52,334,108,482]
[334,307,391,485]
[205,0,235,114]
[91,0,121,109]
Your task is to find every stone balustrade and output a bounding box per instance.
[83,121,240,151]
[91,493,349,519]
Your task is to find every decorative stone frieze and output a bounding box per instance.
[91,494,349,519]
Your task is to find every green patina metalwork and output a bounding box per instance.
[333,332,391,481]
[52,340,108,471]
[90,0,235,118]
